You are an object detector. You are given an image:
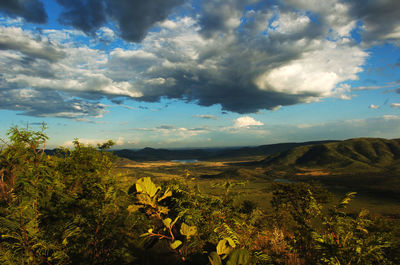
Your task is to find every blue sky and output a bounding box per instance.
[0,0,400,149]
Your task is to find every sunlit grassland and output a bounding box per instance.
[113,158,400,218]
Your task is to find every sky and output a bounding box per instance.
[0,0,400,149]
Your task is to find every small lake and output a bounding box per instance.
[273,178,295,184]
[171,159,198,163]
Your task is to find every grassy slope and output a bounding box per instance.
[254,138,400,200]
[261,138,400,173]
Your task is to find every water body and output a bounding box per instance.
[273,178,295,184]
[171,159,198,163]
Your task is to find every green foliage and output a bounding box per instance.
[310,193,392,264]
[0,126,135,264]
[226,249,251,265]
[210,247,252,265]
[272,183,394,264]
[0,126,398,264]
[180,222,197,239]
[217,237,236,256]
[129,177,202,262]
[209,251,223,265]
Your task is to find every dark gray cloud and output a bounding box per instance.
[57,0,106,34]
[199,0,255,37]
[284,0,400,46]
[108,8,364,113]
[349,0,400,45]
[1,0,399,119]
[107,0,186,42]
[57,0,186,42]
[0,0,47,23]
[143,66,318,113]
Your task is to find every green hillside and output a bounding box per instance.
[261,138,400,173]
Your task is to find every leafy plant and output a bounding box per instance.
[129,177,199,261]
[0,126,398,264]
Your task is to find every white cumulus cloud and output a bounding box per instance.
[234,116,264,128]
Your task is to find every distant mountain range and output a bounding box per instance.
[111,140,337,161]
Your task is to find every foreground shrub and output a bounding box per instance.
[0,126,398,264]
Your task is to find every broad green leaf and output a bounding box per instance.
[208,252,222,265]
[217,238,235,256]
[136,177,160,197]
[226,249,251,265]
[180,222,197,239]
[170,240,182,249]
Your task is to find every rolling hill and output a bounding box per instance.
[260,138,400,173]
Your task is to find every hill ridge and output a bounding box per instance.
[260,138,400,173]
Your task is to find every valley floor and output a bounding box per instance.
[114,158,400,218]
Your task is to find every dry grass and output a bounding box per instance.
[117,160,229,168]
[296,168,330,176]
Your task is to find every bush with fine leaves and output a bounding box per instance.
[0,126,398,264]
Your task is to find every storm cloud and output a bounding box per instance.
[106,10,367,113]
[1,0,400,118]
[57,0,186,42]
[350,0,400,45]
[0,0,47,23]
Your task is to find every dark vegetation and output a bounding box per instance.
[1,126,400,264]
